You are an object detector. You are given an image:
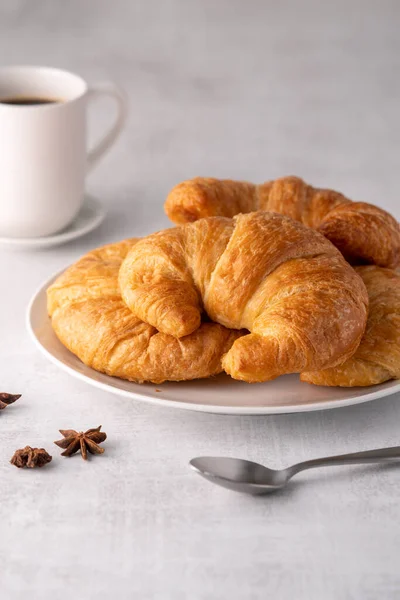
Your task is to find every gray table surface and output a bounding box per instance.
[1,1,400,599]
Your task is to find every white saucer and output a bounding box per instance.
[0,195,106,249]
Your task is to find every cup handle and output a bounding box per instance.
[86,82,128,173]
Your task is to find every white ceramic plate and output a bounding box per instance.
[27,272,400,415]
[0,196,105,249]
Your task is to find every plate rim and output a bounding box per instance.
[26,269,400,415]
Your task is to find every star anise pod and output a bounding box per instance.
[0,393,21,410]
[54,426,107,460]
[10,446,52,469]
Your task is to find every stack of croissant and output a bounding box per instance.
[48,176,400,387]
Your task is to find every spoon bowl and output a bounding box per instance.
[190,456,288,494]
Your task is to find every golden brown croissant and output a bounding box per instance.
[119,212,368,383]
[164,176,400,268]
[301,266,400,386]
[47,240,241,384]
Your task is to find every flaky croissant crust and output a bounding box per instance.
[119,211,369,383]
[301,266,400,386]
[47,239,241,384]
[164,176,400,268]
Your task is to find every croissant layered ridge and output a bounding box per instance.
[301,266,400,386]
[119,212,369,383]
[47,239,241,384]
[164,176,400,268]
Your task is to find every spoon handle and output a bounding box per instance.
[290,446,400,475]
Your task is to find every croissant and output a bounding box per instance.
[47,239,241,384]
[164,176,400,268]
[119,211,369,383]
[301,266,400,386]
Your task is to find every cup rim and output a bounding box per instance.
[0,65,87,107]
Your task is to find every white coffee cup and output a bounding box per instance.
[0,66,128,238]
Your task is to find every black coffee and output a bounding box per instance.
[0,97,60,105]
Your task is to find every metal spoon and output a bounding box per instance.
[190,446,400,495]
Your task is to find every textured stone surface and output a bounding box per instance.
[1,1,400,598]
